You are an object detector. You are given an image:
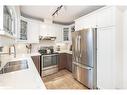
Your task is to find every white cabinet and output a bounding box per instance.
[40,23,56,37]
[63,27,69,42]
[27,19,40,43]
[97,27,116,89]
[75,7,116,31]
[40,23,63,42]
[97,7,123,89]
[75,13,97,31]
[61,25,73,43]
[54,24,62,43]
[0,6,16,38]
[96,7,115,28]
[17,16,40,43]
[75,6,123,89]
[0,6,19,46]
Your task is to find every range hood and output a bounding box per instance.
[39,36,56,41]
[39,19,57,41]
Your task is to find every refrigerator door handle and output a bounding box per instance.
[77,35,80,58]
[78,36,81,58]
[75,36,78,62]
[73,62,92,70]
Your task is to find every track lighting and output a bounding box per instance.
[52,5,63,17]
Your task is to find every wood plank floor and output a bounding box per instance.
[42,70,88,89]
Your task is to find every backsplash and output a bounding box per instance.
[1,44,27,54]
[1,41,72,54]
[31,40,55,53]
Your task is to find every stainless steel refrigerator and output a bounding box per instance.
[72,28,97,89]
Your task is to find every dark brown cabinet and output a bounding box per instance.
[66,54,72,72]
[58,53,72,72]
[31,55,41,75]
[58,53,67,70]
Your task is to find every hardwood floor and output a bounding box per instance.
[42,70,88,89]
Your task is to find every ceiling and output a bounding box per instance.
[20,6,104,25]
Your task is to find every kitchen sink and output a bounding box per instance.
[0,60,28,74]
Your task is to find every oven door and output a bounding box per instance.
[42,54,58,69]
[43,55,52,68]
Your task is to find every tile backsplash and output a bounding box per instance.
[1,40,72,54]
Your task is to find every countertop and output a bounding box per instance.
[55,50,72,54]
[0,53,46,89]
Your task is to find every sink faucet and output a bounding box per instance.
[0,45,16,67]
[9,44,16,58]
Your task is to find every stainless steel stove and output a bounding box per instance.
[39,47,59,77]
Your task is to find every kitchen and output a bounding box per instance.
[0,5,127,90]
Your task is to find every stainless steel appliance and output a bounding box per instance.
[72,28,97,89]
[42,54,59,68]
[41,53,59,77]
[39,46,59,77]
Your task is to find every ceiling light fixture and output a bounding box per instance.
[52,5,63,17]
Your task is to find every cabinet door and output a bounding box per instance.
[75,19,84,31]
[96,7,115,28]
[31,56,41,75]
[97,27,116,89]
[0,6,3,31]
[20,20,28,40]
[40,23,56,37]
[63,27,69,41]
[66,54,72,72]
[40,23,47,36]
[48,24,56,36]
[27,20,39,43]
[55,25,62,43]
[75,13,97,31]
[58,53,67,70]
[82,14,97,28]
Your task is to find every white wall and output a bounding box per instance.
[32,41,71,53]
[2,43,27,54]
[123,9,127,89]
[31,40,55,53]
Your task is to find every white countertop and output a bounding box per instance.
[28,53,41,56]
[0,53,46,89]
[55,50,72,54]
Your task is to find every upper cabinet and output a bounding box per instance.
[17,16,40,43]
[0,6,20,46]
[0,6,17,38]
[27,18,40,43]
[63,27,69,41]
[40,23,56,37]
[75,13,97,31]
[40,22,64,43]
[75,6,117,31]
[62,24,74,43]
[54,24,63,43]
[96,7,115,28]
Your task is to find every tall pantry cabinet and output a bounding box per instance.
[75,6,123,89]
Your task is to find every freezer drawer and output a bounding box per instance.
[72,63,94,89]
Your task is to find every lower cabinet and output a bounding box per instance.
[66,54,72,72]
[58,53,67,70]
[58,53,72,72]
[31,55,41,75]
